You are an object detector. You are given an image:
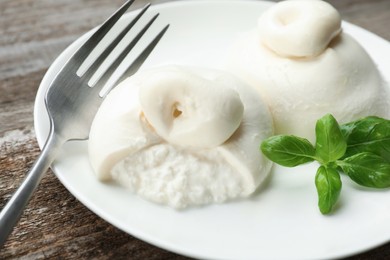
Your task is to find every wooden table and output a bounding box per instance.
[1,0,389,259]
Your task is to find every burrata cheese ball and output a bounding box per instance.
[89,66,274,209]
[227,0,389,142]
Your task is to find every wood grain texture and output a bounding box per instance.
[0,0,389,259]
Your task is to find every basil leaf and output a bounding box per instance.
[338,152,390,188]
[261,135,315,167]
[315,166,342,214]
[315,114,347,163]
[340,116,390,161]
[341,116,385,139]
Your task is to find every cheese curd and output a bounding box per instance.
[227,0,390,142]
[89,66,273,208]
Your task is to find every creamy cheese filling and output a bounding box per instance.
[111,144,245,209]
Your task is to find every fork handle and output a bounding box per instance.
[0,130,64,247]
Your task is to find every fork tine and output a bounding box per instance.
[99,24,170,98]
[88,13,160,89]
[111,25,169,87]
[82,3,151,81]
[71,0,135,65]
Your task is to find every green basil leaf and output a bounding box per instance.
[261,135,315,167]
[315,166,342,214]
[340,116,390,161]
[315,114,347,163]
[341,116,385,139]
[338,152,390,188]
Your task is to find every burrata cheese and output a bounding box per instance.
[88,66,274,208]
[227,0,390,142]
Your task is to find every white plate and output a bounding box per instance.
[34,1,390,259]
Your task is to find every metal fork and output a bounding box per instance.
[0,0,168,246]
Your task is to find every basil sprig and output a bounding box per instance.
[261,114,390,215]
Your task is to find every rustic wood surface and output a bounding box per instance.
[0,0,389,259]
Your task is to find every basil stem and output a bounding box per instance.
[315,165,342,214]
[315,114,347,164]
[261,135,316,167]
[337,152,390,188]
